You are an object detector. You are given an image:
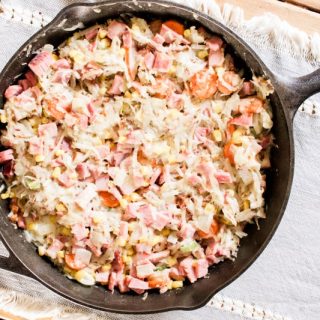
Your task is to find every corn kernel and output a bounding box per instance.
[41,117,49,124]
[52,167,61,179]
[54,149,64,157]
[166,257,177,267]
[0,114,7,123]
[161,228,170,237]
[98,29,108,39]
[93,217,101,224]
[69,50,84,63]
[197,50,208,59]
[99,86,107,95]
[57,250,65,259]
[167,280,173,290]
[122,255,132,265]
[38,246,46,256]
[168,65,176,74]
[118,136,127,143]
[232,129,243,145]
[1,192,9,200]
[118,238,127,247]
[51,53,59,61]
[212,103,223,114]
[49,216,57,223]
[243,200,250,210]
[168,155,176,164]
[119,198,128,209]
[183,29,191,38]
[35,155,44,162]
[55,203,67,212]
[59,226,71,236]
[75,269,95,286]
[213,129,222,142]
[128,222,136,232]
[126,247,134,256]
[125,192,141,202]
[172,280,183,289]
[151,235,163,246]
[204,203,215,214]
[9,192,15,198]
[101,264,112,272]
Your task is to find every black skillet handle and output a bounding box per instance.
[273,68,320,121]
[0,233,35,278]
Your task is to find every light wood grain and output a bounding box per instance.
[286,0,320,12]
[216,0,320,34]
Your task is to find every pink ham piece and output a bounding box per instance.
[74,248,92,266]
[179,256,197,283]
[76,184,97,209]
[0,149,14,164]
[123,30,137,80]
[208,49,224,67]
[18,80,30,91]
[85,26,99,40]
[57,172,75,188]
[149,250,170,263]
[153,52,172,72]
[169,267,185,281]
[240,81,255,97]
[179,223,196,239]
[149,167,162,185]
[108,271,117,292]
[76,163,91,180]
[144,52,155,70]
[38,122,58,138]
[64,113,78,127]
[25,71,37,86]
[4,85,23,100]
[3,160,14,178]
[71,224,88,241]
[95,174,109,191]
[206,36,223,51]
[28,51,55,77]
[46,239,64,259]
[119,221,129,241]
[229,113,253,127]
[128,277,149,292]
[153,33,165,45]
[193,258,209,279]
[95,271,110,283]
[117,273,130,293]
[160,24,188,44]
[167,93,183,109]
[52,58,71,70]
[28,137,43,155]
[152,211,171,231]
[135,243,152,254]
[215,170,233,184]
[106,21,127,40]
[52,69,73,86]
[108,75,124,95]
[136,261,155,279]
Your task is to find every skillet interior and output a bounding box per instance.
[0,0,293,313]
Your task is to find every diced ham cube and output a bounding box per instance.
[117,273,130,293]
[64,113,78,127]
[52,58,71,70]
[208,49,225,67]
[167,93,183,109]
[229,113,253,127]
[74,248,92,266]
[76,163,91,180]
[52,69,73,86]
[179,223,196,239]
[108,75,124,95]
[57,172,75,188]
[76,184,97,209]
[206,36,224,51]
[28,51,55,77]
[108,271,117,292]
[119,221,129,241]
[153,33,165,45]
[25,71,37,86]
[28,137,43,155]
[160,24,185,44]
[135,243,152,254]
[215,170,233,184]
[0,149,14,164]
[46,238,64,259]
[149,167,162,185]
[240,81,255,97]
[3,160,14,178]
[136,261,155,279]
[194,258,209,279]
[153,52,172,72]
[38,123,58,138]
[71,224,88,241]
[85,26,99,40]
[95,174,109,191]
[169,267,185,281]
[4,85,23,100]
[18,79,30,91]
[107,21,127,40]
[95,271,110,283]
[128,277,149,292]
[149,250,170,263]
[144,52,155,70]
[123,31,137,80]
[153,211,171,231]
[179,257,197,283]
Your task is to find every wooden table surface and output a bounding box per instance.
[0,0,319,319]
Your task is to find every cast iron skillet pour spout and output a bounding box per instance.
[0,0,319,314]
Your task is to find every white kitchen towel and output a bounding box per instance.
[0,1,319,320]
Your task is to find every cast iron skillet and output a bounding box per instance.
[0,0,319,314]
